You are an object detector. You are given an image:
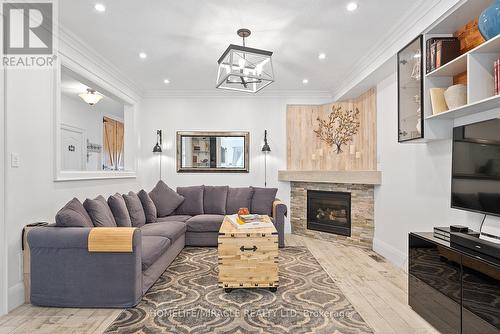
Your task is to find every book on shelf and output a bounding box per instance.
[426,37,459,73]
[226,214,274,229]
[495,58,499,96]
[429,88,448,114]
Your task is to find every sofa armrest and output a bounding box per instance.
[27,227,142,308]
[272,199,287,248]
[272,199,287,219]
[88,227,137,252]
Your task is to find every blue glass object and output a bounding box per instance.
[478,0,500,40]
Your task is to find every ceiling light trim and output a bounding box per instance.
[94,3,106,12]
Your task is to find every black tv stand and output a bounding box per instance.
[409,232,500,334]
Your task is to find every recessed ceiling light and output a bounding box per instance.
[302,79,309,84]
[318,53,326,60]
[163,79,170,84]
[346,2,358,11]
[94,3,106,12]
[139,52,147,59]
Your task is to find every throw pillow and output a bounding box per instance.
[123,191,146,227]
[149,180,184,217]
[226,187,254,214]
[83,195,117,227]
[175,185,205,215]
[107,193,132,227]
[250,187,278,216]
[55,198,93,227]
[204,186,228,215]
[138,189,157,224]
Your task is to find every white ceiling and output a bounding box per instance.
[60,0,426,95]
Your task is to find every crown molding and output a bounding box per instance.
[58,25,144,102]
[143,89,333,100]
[331,0,463,101]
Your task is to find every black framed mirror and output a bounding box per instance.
[176,131,250,173]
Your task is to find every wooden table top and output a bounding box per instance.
[219,215,277,235]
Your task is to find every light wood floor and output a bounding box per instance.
[0,234,438,334]
[286,234,439,334]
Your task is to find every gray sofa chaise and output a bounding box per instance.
[28,182,287,308]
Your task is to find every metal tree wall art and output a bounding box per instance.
[314,105,360,154]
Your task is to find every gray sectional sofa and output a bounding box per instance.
[27,182,287,308]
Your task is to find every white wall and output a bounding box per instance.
[3,67,141,311]
[137,95,331,233]
[0,64,6,316]
[374,72,500,270]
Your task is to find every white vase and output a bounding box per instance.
[444,84,467,110]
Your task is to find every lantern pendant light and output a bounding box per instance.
[216,29,274,93]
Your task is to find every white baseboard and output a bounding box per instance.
[8,282,24,312]
[373,238,408,272]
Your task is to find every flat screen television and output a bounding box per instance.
[452,118,500,216]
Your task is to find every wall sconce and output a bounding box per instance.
[153,130,163,180]
[262,130,271,187]
[153,130,162,153]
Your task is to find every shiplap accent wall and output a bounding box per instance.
[286,88,377,171]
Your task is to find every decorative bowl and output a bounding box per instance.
[444,84,467,110]
[478,0,500,40]
[237,208,250,215]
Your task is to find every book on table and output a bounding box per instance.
[226,214,274,229]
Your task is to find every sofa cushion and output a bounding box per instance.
[55,198,93,228]
[149,181,184,217]
[204,186,228,215]
[141,221,187,242]
[123,192,146,228]
[226,187,254,214]
[138,190,157,224]
[251,187,278,216]
[176,186,205,215]
[83,195,117,227]
[157,215,192,223]
[107,193,132,227]
[141,236,171,271]
[185,214,224,232]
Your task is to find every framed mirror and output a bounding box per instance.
[177,131,249,173]
[55,63,137,181]
[397,35,424,142]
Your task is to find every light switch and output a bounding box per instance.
[11,153,20,167]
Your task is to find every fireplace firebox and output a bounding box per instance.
[307,190,351,236]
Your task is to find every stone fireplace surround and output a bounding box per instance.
[290,181,375,249]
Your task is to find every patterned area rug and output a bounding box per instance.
[105,247,373,334]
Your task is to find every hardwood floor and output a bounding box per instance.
[0,306,120,334]
[286,234,439,334]
[0,234,438,334]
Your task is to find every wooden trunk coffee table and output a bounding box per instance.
[218,215,279,292]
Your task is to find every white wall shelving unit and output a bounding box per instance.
[425,35,500,121]
[417,0,500,142]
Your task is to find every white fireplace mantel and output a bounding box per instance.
[278,170,382,185]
